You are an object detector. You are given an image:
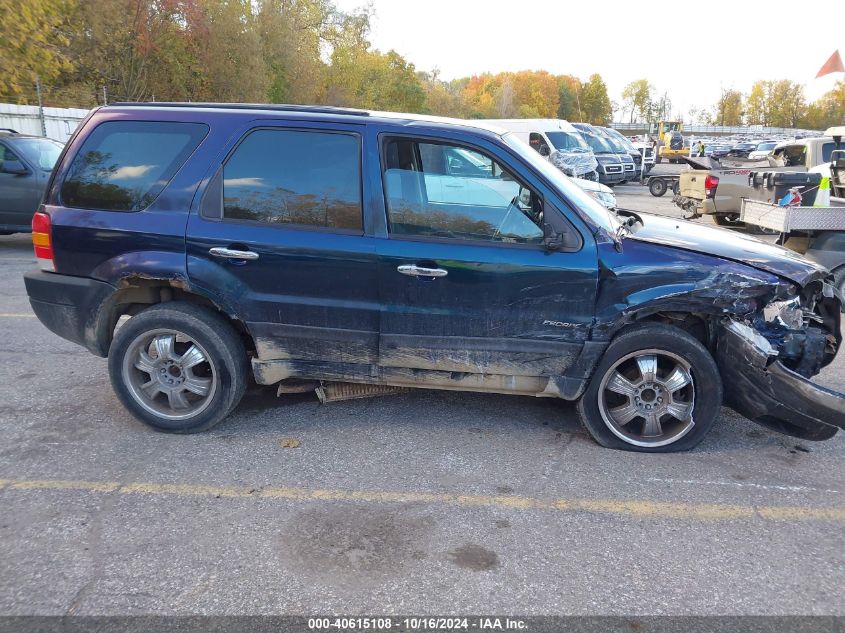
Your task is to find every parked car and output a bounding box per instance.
[481,119,599,181]
[727,142,758,158]
[571,123,626,186]
[24,103,844,452]
[675,134,845,225]
[478,119,616,209]
[0,130,63,234]
[708,144,733,159]
[601,127,645,179]
[589,126,636,183]
[748,140,779,160]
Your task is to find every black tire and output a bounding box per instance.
[655,156,662,164]
[713,213,742,228]
[108,301,249,433]
[649,178,668,197]
[833,266,845,313]
[672,180,680,195]
[576,323,723,452]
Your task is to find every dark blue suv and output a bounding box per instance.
[23,104,845,451]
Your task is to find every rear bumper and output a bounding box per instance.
[717,321,844,441]
[24,270,115,357]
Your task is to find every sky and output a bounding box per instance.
[333,0,842,119]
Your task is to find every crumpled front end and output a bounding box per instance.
[717,277,844,440]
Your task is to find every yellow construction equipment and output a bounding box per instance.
[651,121,688,164]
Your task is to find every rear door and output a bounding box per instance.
[376,133,598,380]
[185,121,380,376]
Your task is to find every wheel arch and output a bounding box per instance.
[90,276,255,357]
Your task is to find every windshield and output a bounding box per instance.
[503,132,619,234]
[545,131,590,152]
[608,130,637,151]
[757,142,777,151]
[598,132,626,153]
[575,129,613,154]
[13,138,63,170]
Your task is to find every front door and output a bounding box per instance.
[0,142,41,228]
[186,122,380,378]
[376,135,598,381]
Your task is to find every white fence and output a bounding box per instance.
[0,103,90,143]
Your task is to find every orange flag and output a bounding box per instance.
[816,50,844,78]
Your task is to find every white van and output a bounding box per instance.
[483,119,599,180]
[478,119,615,209]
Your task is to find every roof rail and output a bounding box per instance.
[0,128,19,134]
[109,102,370,117]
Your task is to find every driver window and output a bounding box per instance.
[529,133,550,156]
[383,138,544,244]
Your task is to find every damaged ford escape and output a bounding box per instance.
[24,104,845,452]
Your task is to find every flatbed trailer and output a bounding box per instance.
[740,199,845,302]
[645,174,680,197]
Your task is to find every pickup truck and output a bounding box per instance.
[673,135,841,226]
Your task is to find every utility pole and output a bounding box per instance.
[575,84,583,122]
[35,77,47,137]
[102,85,107,106]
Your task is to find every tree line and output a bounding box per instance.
[1,0,841,130]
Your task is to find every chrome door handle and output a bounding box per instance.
[397,264,448,278]
[209,247,259,260]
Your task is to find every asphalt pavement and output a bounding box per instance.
[0,179,843,617]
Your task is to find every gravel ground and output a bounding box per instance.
[0,173,842,618]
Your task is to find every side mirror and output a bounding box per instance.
[539,145,551,157]
[543,221,579,252]
[1,160,29,175]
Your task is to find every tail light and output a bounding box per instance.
[705,175,719,199]
[32,209,55,272]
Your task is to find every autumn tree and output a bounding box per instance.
[621,79,652,123]
[580,74,612,124]
[0,0,72,100]
[557,75,581,120]
[714,89,743,125]
[420,72,468,118]
[768,80,806,128]
[801,80,845,130]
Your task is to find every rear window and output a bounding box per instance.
[222,129,362,231]
[60,121,207,211]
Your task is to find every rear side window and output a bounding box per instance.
[60,121,207,211]
[222,129,362,231]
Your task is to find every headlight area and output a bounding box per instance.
[715,278,844,441]
[752,279,841,377]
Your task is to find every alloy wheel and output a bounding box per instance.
[121,329,217,421]
[597,349,696,448]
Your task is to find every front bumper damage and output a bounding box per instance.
[717,319,845,441]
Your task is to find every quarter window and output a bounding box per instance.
[383,138,544,244]
[222,129,362,231]
[61,121,207,211]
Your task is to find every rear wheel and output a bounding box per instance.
[672,180,680,195]
[108,302,249,433]
[648,178,667,197]
[577,324,722,452]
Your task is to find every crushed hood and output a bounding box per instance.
[629,213,827,286]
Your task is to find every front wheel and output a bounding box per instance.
[577,324,723,452]
[108,302,249,432]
